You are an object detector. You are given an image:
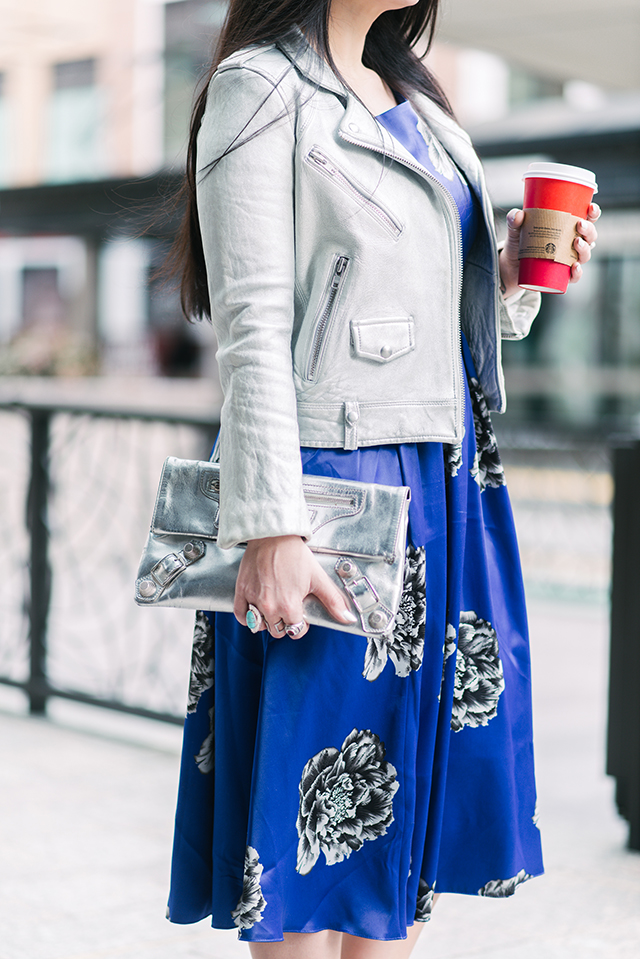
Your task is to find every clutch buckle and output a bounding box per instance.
[335,557,393,634]
[136,540,206,602]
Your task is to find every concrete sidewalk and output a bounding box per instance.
[1,600,639,959]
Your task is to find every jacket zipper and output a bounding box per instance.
[307,254,349,380]
[339,131,466,429]
[306,147,403,239]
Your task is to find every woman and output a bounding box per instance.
[166,1,600,956]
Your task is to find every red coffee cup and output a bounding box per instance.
[518,162,598,294]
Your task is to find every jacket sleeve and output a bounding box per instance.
[496,241,542,340]
[196,65,312,549]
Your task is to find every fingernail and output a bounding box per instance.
[507,209,518,225]
[341,610,358,623]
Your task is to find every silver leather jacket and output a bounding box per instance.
[196,29,541,548]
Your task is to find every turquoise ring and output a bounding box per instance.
[246,604,264,633]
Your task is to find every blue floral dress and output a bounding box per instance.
[166,101,544,942]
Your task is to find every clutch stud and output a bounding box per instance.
[368,610,386,630]
[337,560,354,577]
[139,580,156,598]
[183,542,202,561]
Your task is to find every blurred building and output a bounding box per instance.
[0,0,226,378]
[0,0,639,433]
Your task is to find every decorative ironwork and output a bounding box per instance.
[0,404,612,724]
[0,402,218,723]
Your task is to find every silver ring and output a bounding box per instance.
[285,620,306,638]
[246,604,266,633]
[274,619,287,633]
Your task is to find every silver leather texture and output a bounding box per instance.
[135,457,411,637]
[196,29,540,548]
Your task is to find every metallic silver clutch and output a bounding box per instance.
[135,457,410,637]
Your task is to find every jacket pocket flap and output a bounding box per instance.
[351,317,414,363]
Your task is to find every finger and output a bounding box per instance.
[587,202,601,222]
[285,618,309,640]
[573,235,592,264]
[576,218,598,245]
[310,565,358,626]
[506,208,525,240]
[234,594,249,627]
[273,604,309,639]
[269,616,296,639]
[569,262,583,284]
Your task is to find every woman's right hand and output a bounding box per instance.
[234,535,358,639]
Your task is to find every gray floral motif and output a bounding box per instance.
[478,868,532,898]
[443,442,463,478]
[363,547,426,682]
[533,801,540,829]
[231,846,267,930]
[415,877,436,922]
[296,728,399,875]
[468,377,505,491]
[451,611,505,732]
[439,623,458,701]
[194,707,214,775]
[187,610,214,715]
[417,117,456,180]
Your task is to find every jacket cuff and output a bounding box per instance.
[499,287,541,340]
[496,238,541,340]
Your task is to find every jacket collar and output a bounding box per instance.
[277,27,346,99]
[277,27,484,192]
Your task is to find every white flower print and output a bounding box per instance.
[363,547,426,681]
[296,728,399,875]
[417,118,455,180]
[194,707,214,775]
[443,441,463,478]
[478,868,532,898]
[451,611,505,732]
[439,623,458,701]
[231,846,267,930]
[468,377,505,491]
[415,877,436,921]
[187,610,214,715]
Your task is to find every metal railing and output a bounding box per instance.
[0,403,614,717]
[0,400,218,725]
[3,402,638,847]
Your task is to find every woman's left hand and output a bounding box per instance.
[499,202,602,298]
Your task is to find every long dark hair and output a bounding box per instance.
[172,0,451,321]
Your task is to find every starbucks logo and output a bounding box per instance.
[545,242,556,255]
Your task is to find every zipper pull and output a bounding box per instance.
[334,256,348,280]
[309,148,327,167]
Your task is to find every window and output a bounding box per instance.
[164,1,228,164]
[0,72,8,186]
[46,57,105,183]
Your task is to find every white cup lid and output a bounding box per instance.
[523,162,598,193]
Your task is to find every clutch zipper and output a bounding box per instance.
[307,254,350,381]
[339,129,466,427]
[303,490,357,507]
[306,147,403,239]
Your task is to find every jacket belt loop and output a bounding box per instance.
[344,401,360,450]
